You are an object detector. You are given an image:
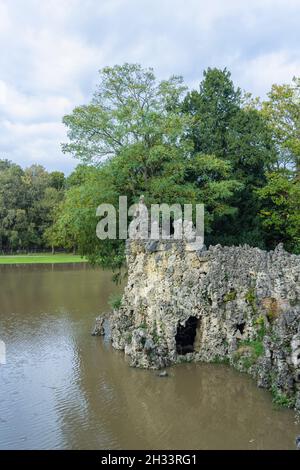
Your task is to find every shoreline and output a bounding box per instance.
[0,254,87,265]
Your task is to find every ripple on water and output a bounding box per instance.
[0,265,299,450]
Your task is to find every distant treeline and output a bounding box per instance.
[1,64,299,265]
[0,161,67,253]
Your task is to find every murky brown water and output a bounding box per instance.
[0,264,299,450]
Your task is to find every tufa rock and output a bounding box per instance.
[98,239,300,409]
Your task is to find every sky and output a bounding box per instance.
[0,0,300,174]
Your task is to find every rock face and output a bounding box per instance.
[107,240,300,409]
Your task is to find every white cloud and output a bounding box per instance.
[235,51,300,96]
[0,0,299,173]
[0,81,73,121]
[0,118,74,172]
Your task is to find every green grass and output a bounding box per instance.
[0,253,87,265]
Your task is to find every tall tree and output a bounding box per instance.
[58,64,242,269]
[0,159,65,252]
[183,68,275,247]
[257,170,300,253]
[0,161,28,251]
[183,67,241,157]
[262,78,300,177]
[62,63,190,172]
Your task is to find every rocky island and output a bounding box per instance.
[95,240,300,410]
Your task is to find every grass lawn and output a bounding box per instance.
[0,253,87,265]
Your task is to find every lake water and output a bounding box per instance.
[0,264,299,450]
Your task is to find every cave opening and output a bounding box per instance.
[175,316,199,355]
[236,322,246,335]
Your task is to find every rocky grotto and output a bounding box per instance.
[93,239,300,410]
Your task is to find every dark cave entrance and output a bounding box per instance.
[175,316,199,355]
[236,322,245,335]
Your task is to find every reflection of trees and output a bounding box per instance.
[0,265,121,316]
[66,342,298,450]
[1,266,297,450]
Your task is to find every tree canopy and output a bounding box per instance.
[1,64,299,264]
[0,160,65,252]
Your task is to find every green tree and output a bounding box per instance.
[62,63,190,171]
[49,171,65,191]
[183,68,275,247]
[57,64,242,269]
[0,159,66,252]
[257,78,300,252]
[262,78,300,177]
[0,161,28,251]
[183,67,241,157]
[257,170,300,253]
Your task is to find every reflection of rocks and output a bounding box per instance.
[158,370,168,377]
[91,314,106,336]
[99,240,300,409]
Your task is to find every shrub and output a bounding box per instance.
[245,288,258,314]
[223,290,237,302]
[108,293,122,310]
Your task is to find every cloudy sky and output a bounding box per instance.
[0,0,299,174]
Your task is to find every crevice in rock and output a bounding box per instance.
[175,316,199,355]
[236,322,246,335]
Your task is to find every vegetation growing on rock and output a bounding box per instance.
[107,240,300,410]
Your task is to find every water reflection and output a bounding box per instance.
[0,265,299,449]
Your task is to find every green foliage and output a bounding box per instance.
[125,332,132,344]
[0,160,65,252]
[183,67,241,158]
[223,290,237,302]
[62,63,189,165]
[177,355,193,363]
[236,318,265,371]
[257,323,266,341]
[233,340,264,371]
[255,315,265,328]
[212,355,230,365]
[257,170,300,253]
[258,79,300,253]
[245,288,258,314]
[53,65,299,267]
[262,78,300,177]
[152,325,160,344]
[240,338,264,358]
[240,356,256,371]
[271,387,296,409]
[234,322,265,370]
[55,64,243,270]
[183,68,275,248]
[108,293,122,310]
[2,65,299,264]
[45,164,126,270]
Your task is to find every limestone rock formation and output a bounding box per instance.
[103,240,300,409]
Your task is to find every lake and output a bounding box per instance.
[0,264,299,449]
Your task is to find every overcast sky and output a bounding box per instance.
[0,0,299,174]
